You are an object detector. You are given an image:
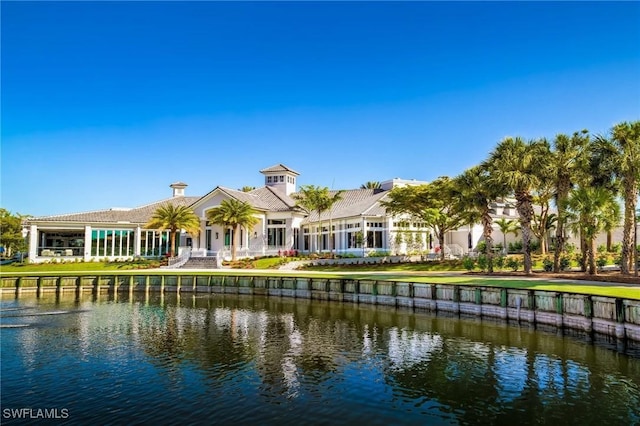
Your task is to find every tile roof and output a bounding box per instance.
[296,189,389,223]
[259,164,300,175]
[27,196,201,225]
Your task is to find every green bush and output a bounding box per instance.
[596,255,607,271]
[560,255,572,271]
[477,255,488,272]
[476,241,487,253]
[494,255,505,271]
[542,257,553,272]
[505,257,520,271]
[462,256,475,271]
[508,240,523,253]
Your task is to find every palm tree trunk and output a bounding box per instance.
[554,183,570,273]
[588,237,597,275]
[516,193,534,274]
[231,225,239,261]
[621,187,638,274]
[169,230,176,257]
[482,213,494,273]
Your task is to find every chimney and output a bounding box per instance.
[170,182,187,197]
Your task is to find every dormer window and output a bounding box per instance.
[279,176,284,183]
[267,176,273,183]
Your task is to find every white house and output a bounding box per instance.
[24,163,610,264]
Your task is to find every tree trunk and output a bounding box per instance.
[621,184,638,275]
[438,229,446,261]
[588,237,597,275]
[231,225,239,261]
[553,182,570,272]
[606,231,612,252]
[169,229,177,258]
[482,212,494,273]
[516,193,534,275]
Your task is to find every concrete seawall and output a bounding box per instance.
[2,274,639,343]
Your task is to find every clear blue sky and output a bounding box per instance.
[2,1,639,216]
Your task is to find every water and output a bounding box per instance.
[1,292,639,425]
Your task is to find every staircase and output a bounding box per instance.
[181,257,219,269]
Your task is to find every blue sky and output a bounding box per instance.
[2,1,639,216]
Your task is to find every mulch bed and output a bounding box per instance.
[468,270,640,285]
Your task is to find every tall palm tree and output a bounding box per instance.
[452,166,508,272]
[239,186,256,192]
[484,137,550,274]
[144,204,201,257]
[206,198,258,261]
[360,181,381,189]
[565,186,621,275]
[550,131,590,272]
[593,121,640,274]
[495,218,519,253]
[293,185,343,254]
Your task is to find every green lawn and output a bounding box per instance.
[1,261,638,300]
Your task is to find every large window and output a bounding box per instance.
[139,230,169,257]
[39,231,85,256]
[91,229,135,257]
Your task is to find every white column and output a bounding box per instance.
[83,225,92,261]
[134,226,141,256]
[28,225,38,260]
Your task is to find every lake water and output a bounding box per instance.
[1,292,639,425]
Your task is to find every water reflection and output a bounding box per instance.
[1,292,639,425]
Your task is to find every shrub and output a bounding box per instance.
[596,255,607,271]
[542,257,553,272]
[476,241,487,253]
[564,243,577,254]
[462,256,475,271]
[506,257,520,271]
[560,255,572,271]
[494,255,505,271]
[476,255,488,272]
[508,240,523,253]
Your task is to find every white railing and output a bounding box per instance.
[162,247,192,269]
[443,244,465,259]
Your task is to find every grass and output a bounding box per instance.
[1,260,638,300]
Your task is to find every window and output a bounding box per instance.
[367,230,383,248]
[267,176,273,183]
[279,175,284,182]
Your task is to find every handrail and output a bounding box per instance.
[162,247,192,269]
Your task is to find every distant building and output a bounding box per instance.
[24,164,612,263]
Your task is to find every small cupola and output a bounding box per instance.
[170,182,188,197]
[259,164,299,196]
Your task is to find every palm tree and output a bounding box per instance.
[293,185,343,254]
[144,204,201,257]
[360,181,381,189]
[593,121,640,274]
[239,186,256,192]
[206,199,259,261]
[550,131,591,272]
[452,166,508,272]
[495,218,519,254]
[484,137,550,274]
[565,186,621,274]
